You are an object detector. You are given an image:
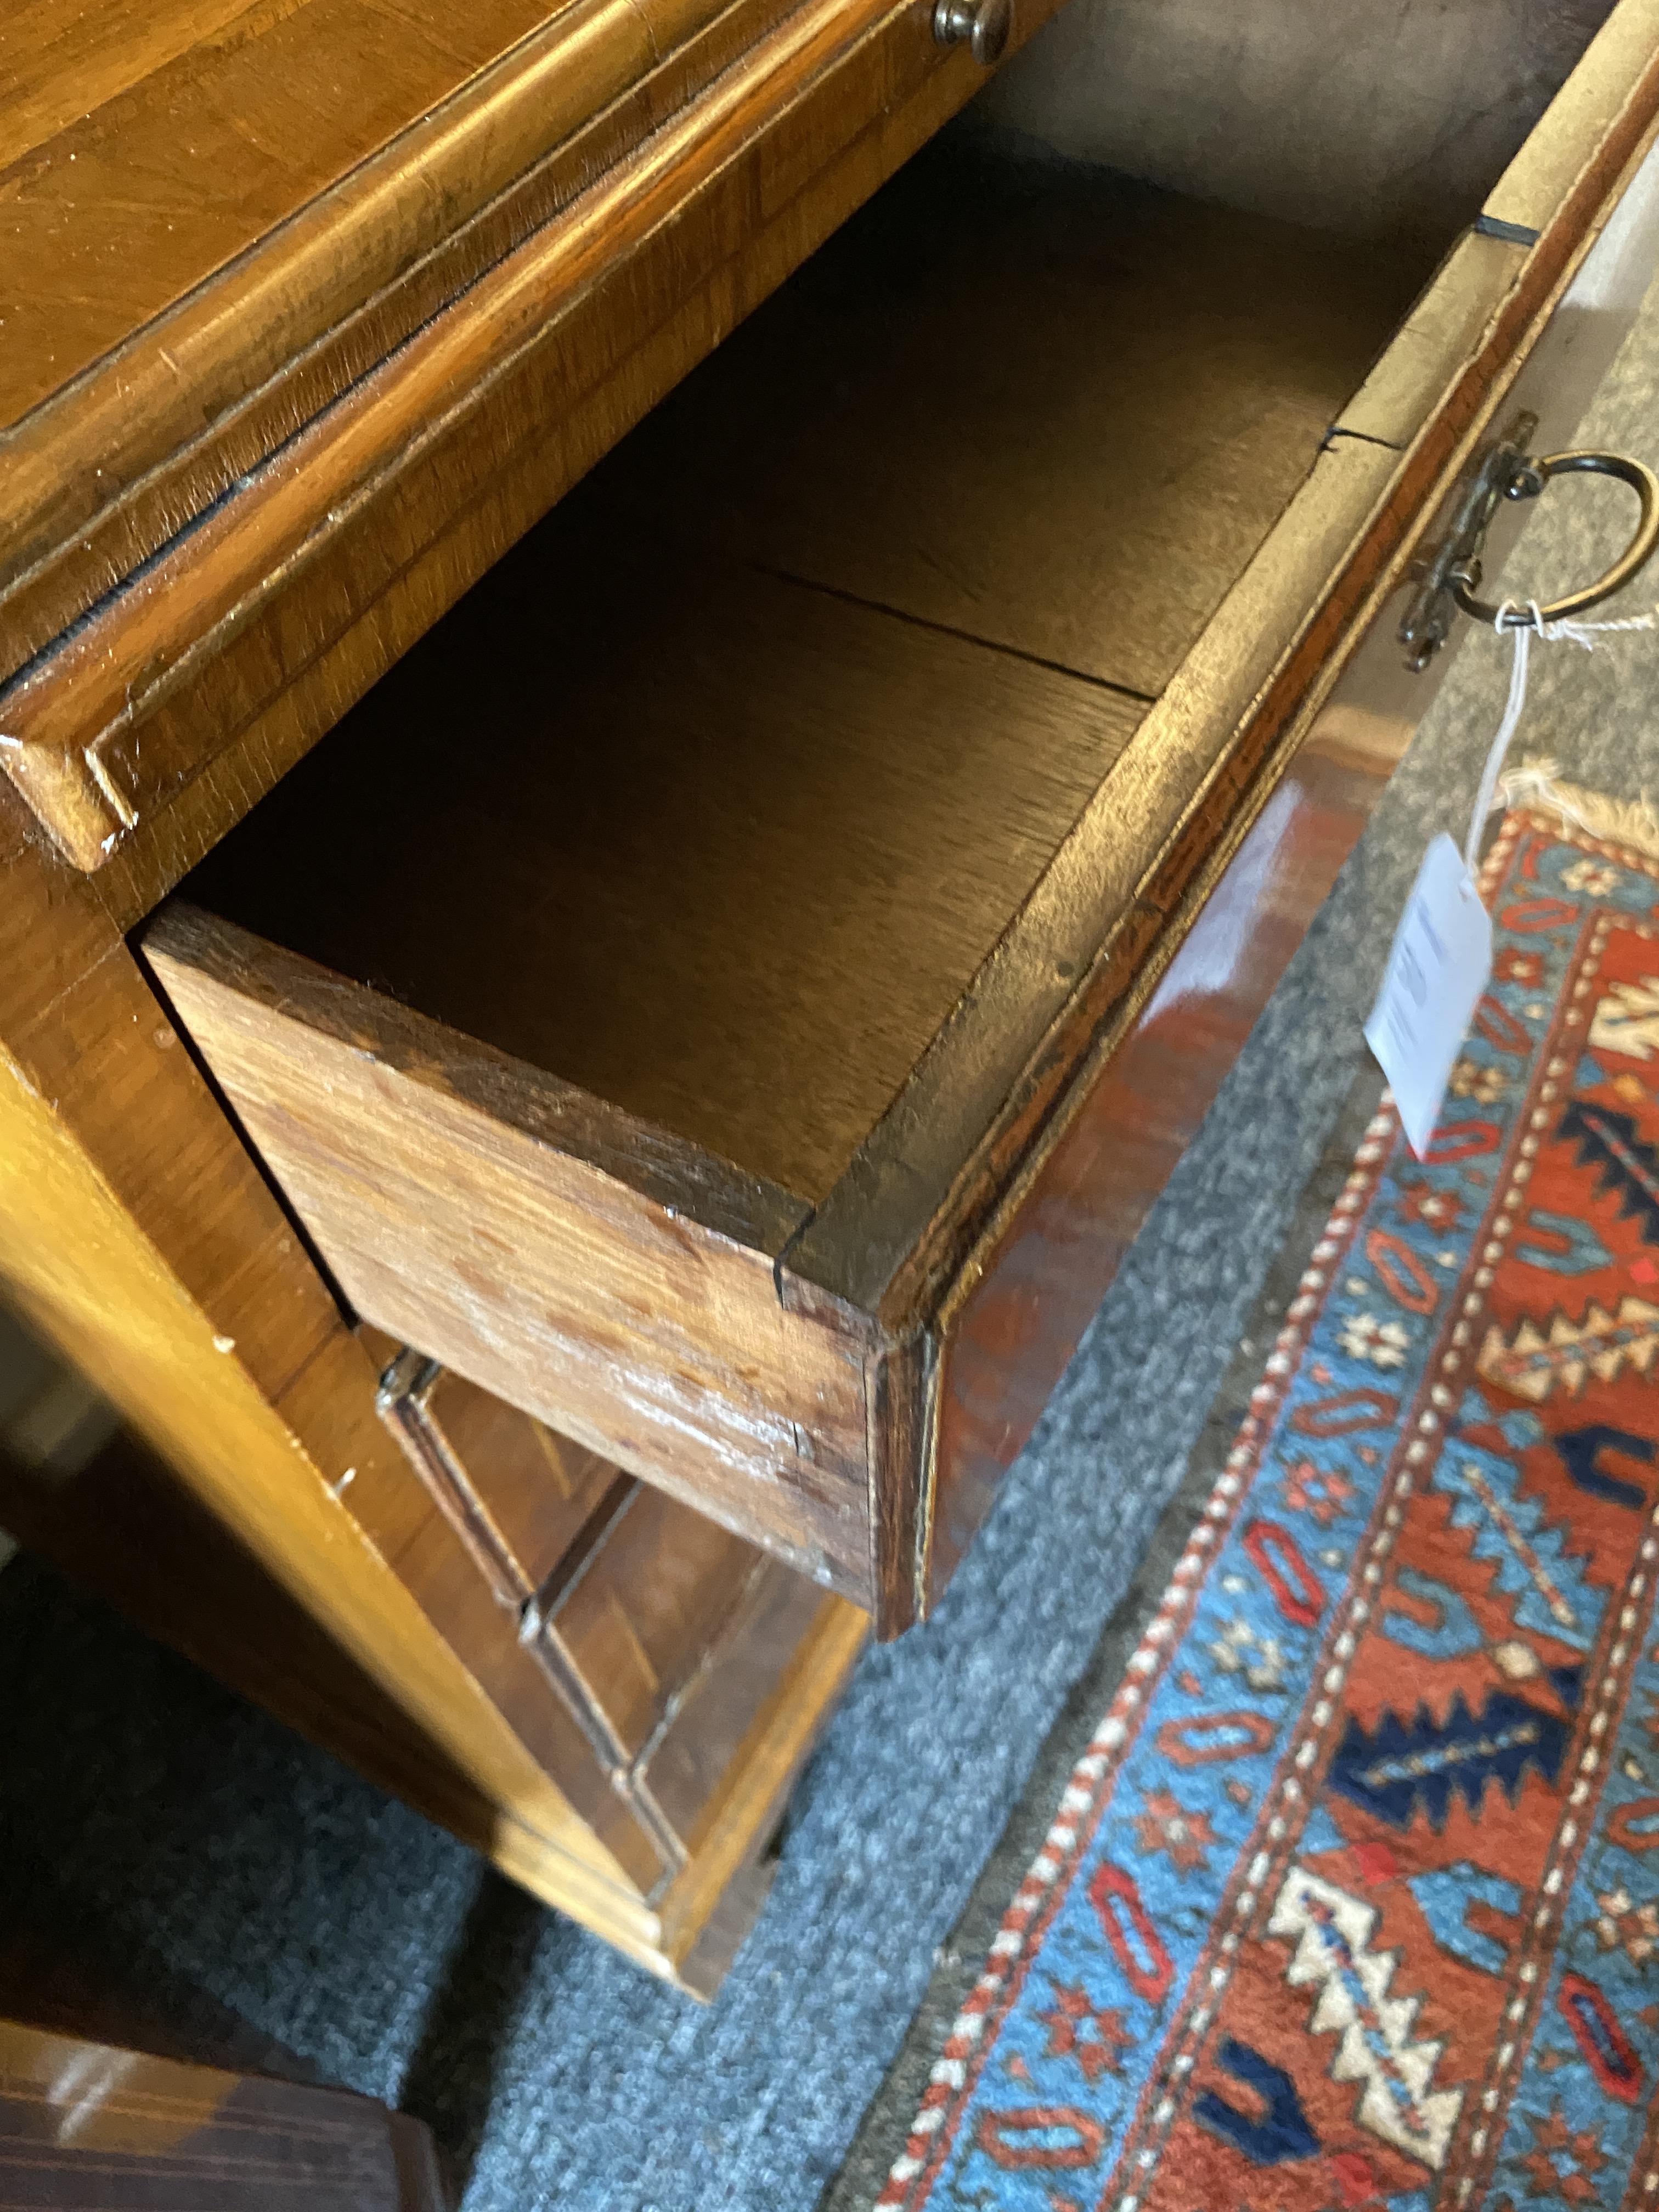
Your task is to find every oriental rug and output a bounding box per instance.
[873,792,1659,2212]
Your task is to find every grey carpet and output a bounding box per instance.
[825,1060,1392,2212]
[5,244,1659,2212]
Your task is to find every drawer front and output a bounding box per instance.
[146,0,1659,1639]
[372,1346,834,1858]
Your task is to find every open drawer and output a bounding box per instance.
[145,2,1659,1634]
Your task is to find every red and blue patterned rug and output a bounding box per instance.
[877,795,1659,2212]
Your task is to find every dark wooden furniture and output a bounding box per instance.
[0,2016,449,2209]
[5,0,1659,1983]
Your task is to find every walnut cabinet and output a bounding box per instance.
[4,0,1659,1983]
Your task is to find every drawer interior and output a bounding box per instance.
[168,138,1431,1204]
[148,82,1604,1622]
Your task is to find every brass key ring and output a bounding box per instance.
[1452,449,1659,629]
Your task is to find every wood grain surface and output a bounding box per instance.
[707,166,1429,696]
[373,1350,856,1872]
[0,2016,450,2210]
[144,907,877,1599]
[639,1558,828,1859]
[0,0,788,642]
[538,1482,771,1771]
[4,0,566,422]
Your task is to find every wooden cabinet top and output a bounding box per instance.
[0,0,1024,892]
[5,0,600,431]
[0,1,800,641]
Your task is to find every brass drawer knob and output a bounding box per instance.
[933,0,1012,65]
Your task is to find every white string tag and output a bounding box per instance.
[1365,833,1492,1158]
[1367,596,1655,1156]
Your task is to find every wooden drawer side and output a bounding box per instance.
[148,907,878,1601]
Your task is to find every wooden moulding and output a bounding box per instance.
[0,0,795,659]
[0,0,1071,887]
[370,1345,840,1850]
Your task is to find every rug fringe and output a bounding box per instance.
[1500,755,1659,859]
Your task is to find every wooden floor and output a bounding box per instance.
[177,142,1433,1205]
